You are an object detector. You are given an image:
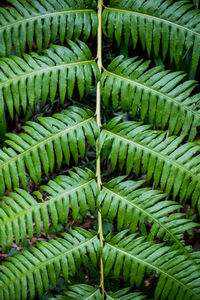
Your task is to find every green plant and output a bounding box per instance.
[0,0,200,299]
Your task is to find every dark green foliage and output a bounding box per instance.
[99,117,200,209]
[104,232,200,300]
[106,288,147,300]
[0,168,98,251]
[0,40,99,123]
[0,1,200,300]
[101,56,200,140]
[103,0,200,73]
[0,228,100,300]
[49,284,102,300]
[97,177,197,260]
[0,107,98,194]
[0,0,97,56]
[49,285,147,299]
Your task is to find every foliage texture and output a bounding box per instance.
[0,0,200,300]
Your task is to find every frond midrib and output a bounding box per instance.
[0,117,94,169]
[103,69,200,119]
[0,235,98,291]
[0,60,95,87]
[0,179,95,227]
[106,242,199,299]
[103,186,187,254]
[0,9,95,32]
[103,129,200,181]
[104,6,200,37]
[85,288,100,299]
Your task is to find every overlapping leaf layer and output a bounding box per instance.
[103,0,200,72]
[99,117,200,209]
[0,107,98,194]
[101,56,200,140]
[0,0,200,300]
[0,0,97,56]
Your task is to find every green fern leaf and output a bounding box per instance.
[103,0,200,73]
[104,232,200,300]
[0,107,98,195]
[0,228,100,300]
[0,0,97,56]
[0,40,99,122]
[49,284,102,300]
[97,177,197,260]
[0,0,199,298]
[99,117,200,209]
[0,168,98,251]
[106,287,147,300]
[101,56,200,140]
[49,285,147,300]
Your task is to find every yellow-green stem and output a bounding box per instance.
[96,0,104,298]
[96,0,103,128]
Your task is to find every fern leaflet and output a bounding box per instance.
[101,56,200,140]
[103,0,200,72]
[97,177,197,261]
[0,107,98,194]
[0,40,99,122]
[0,168,98,251]
[50,284,102,300]
[0,0,97,56]
[49,285,146,300]
[99,117,200,209]
[0,228,100,300]
[104,231,200,300]
[106,288,147,300]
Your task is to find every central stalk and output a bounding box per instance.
[96,0,104,298]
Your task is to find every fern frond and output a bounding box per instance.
[99,117,200,209]
[103,0,200,73]
[97,177,197,259]
[106,288,147,300]
[101,56,200,140]
[0,40,99,122]
[0,228,100,300]
[50,284,102,300]
[50,285,146,300]
[0,0,97,56]
[0,168,98,251]
[0,107,98,195]
[104,232,200,300]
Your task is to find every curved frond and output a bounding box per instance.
[0,0,97,56]
[103,0,200,73]
[0,40,99,121]
[99,117,200,209]
[97,177,197,260]
[106,288,147,300]
[0,228,100,300]
[104,232,200,300]
[50,284,102,300]
[0,107,98,195]
[0,168,98,251]
[101,56,200,140]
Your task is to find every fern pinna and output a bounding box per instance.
[0,1,200,300]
